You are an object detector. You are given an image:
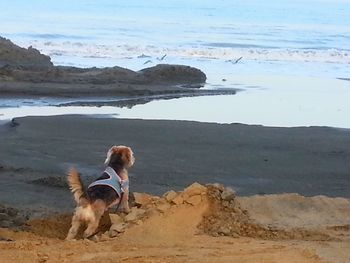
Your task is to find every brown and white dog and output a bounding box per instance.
[66,145,135,240]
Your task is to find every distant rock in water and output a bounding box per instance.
[140,64,206,87]
[0,37,53,69]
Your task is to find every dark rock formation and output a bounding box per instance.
[0,36,212,97]
[0,37,53,69]
[140,64,207,86]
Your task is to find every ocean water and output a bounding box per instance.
[1,0,350,127]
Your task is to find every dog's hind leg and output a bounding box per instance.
[66,214,81,240]
[83,200,105,239]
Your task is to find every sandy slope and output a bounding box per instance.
[0,183,349,263]
[0,228,331,263]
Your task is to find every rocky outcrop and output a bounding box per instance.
[2,64,205,86]
[0,37,53,69]
[0,203,28,229]
[0,36,212,97]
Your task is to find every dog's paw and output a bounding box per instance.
[85,235,99,242]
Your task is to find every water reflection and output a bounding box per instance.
[1,75,350,128]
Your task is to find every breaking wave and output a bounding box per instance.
[24,40,350,64]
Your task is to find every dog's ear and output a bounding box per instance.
[104,146,117,165]
[120,147,135,167]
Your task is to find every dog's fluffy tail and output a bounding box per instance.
[67,168,88,205]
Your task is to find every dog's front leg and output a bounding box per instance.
[120,189,130,213]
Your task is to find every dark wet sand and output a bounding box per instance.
[0,115,350,217]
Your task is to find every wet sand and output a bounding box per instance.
[0,115,349,216]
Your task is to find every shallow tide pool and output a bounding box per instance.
[1,74,350,128]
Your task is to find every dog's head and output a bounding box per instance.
[104,145,135,168]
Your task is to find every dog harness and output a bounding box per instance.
[87,166,129,198]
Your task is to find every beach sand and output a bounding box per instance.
[0,182,349,263]
[0,115,349,262]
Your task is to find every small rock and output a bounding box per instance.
[37,252,49,263]
[172,195,184,205]
[0,220,12,228]
[109,223,127,237]
[221,187,235,201]
[151,196,160,201]
[207,183,224,191]
[186,195,202,206]
[164,190,178,202]
[124,207,146,222]
[0,213,10,221]
[109,214,124,225]
[109,231,118,238]
[218,226,231,236]
[12,216,26,226]
[157,203,171,213]
[133,192,153,207]
[0,204,6,213]
[231,232,240,238]
[0,236,13,242]
[184,182,207,197]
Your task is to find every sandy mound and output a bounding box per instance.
[16,183,349,243]
[198,184,344,241]
[238,193,350,229]
[1,183,349,263]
